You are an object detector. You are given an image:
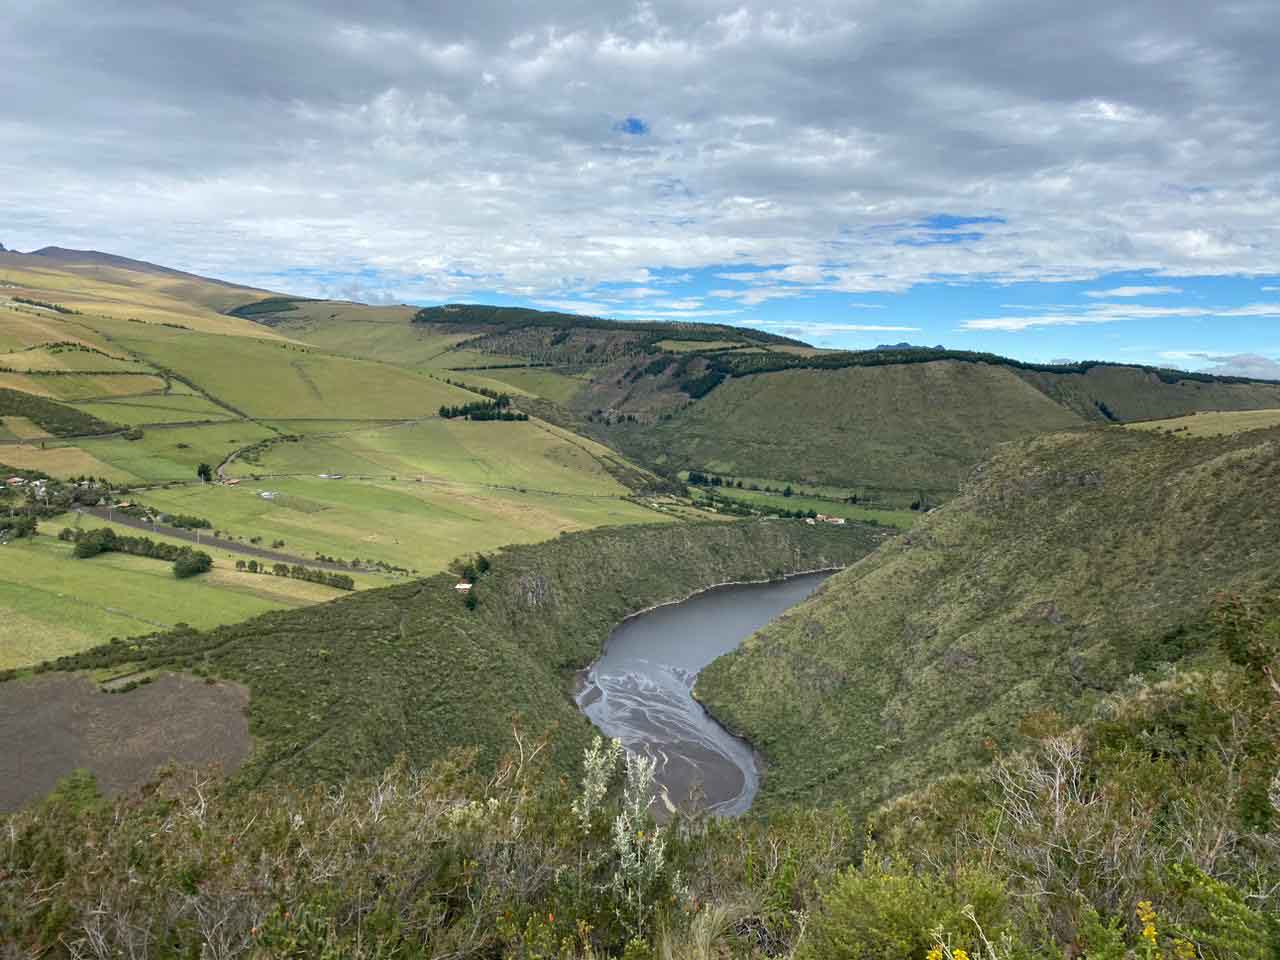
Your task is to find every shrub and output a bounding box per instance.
[800,858,1024,960]
[172,549,212,579]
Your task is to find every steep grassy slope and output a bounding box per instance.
[44,520,884,788]
[1020,364,1280,421]
[596,360,1085,492]
[698,424,1280,812]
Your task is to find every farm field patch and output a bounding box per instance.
[69,392,236,425]
[135,475,664,575]
[0,534,328,668]
[115,330,472,418]
[1126,408,1280,438]
[478,367,589,404]
[0,371,166,400]
[229,418,631,496]
[75,420,279,482]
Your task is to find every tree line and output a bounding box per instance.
[59,527,213,579]
[438,394,529,421]
[233,558,355,591]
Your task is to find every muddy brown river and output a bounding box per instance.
[576,571,831,816]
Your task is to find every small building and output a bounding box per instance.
[454,581,473,592]
[223,478,241,486]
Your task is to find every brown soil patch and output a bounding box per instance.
[0,672,251,812]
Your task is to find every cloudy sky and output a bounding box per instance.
[4,1,1280,374]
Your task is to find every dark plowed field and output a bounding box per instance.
[0,672,250,812]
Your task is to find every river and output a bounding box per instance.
[575,571,832,816]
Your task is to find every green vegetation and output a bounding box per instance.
[60,526,214,580]
[596,360,1084,493]
[41,521,879,787]
[73,420,278,482]
[115,328,474,419]
[0,534,337,669]
[4,595,1276,957]
[226,295,311,319]
[0,385,118,436]
[698,424,1280,814]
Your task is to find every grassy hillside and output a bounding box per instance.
[595,360,1085,493]
[113,328,472,420]
[40,520,883,788]
[697,424,1280,813]
[0,251,281,336]
[1020,364,1280,421]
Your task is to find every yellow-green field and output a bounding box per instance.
[479,367,589,404]
[69,392,236,425]
[0,254,282,336]
[71,421,280,482]
[132,475,665,575]
[0,531,349,669]
[227,418,631,495]
[0,370,168,400]
[115,328,472,419]
[1125,408,1280,438]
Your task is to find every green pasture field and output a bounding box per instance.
[271,309,476,367]
[697,487,919,529]
[74,421,279,483]
[0,532,348,669]
[0,347,150,374]
[114,328,474,419]
[134,474,666,575]
[0,371,168,401]
[477,367,589,405]
[227,418,632,496]
[69,393,236,425]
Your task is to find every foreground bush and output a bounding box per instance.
[3,596,1277,958]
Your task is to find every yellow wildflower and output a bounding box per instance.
[1173,939,1196,960]
[1136,900,1157,925]
[1142,923,1157,944]
[927,949,943,960]
[953,950,971,960]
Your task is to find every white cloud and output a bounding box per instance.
[3,1,1280,307]
[1084,285,1182,298]
[1161,351,1280,380]
[963,302,1280,332]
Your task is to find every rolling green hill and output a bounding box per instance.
[253,300,1280,500]
[697,423,1280,813]
[589,359,1086,494]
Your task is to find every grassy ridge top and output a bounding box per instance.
[697,424,1280,813]
[45,519,885,788]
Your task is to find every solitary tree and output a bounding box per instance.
[196,463,213,483]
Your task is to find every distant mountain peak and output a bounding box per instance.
[874,341,945,351]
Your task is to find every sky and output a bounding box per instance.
[3,1,1280,375]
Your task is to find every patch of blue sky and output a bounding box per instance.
[614,116,649,135]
